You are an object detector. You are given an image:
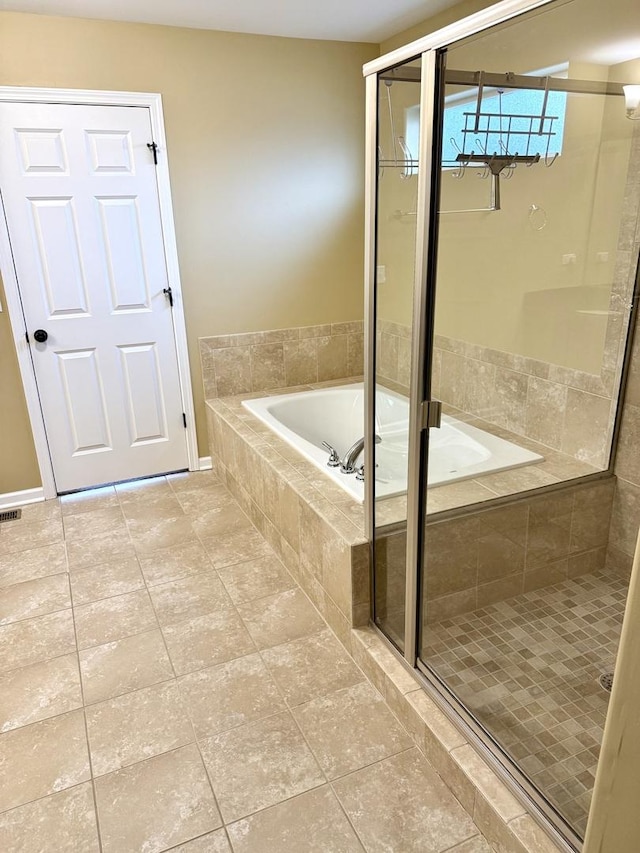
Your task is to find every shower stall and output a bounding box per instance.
[364,0,640,848]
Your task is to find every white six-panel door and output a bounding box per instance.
[0,102,189,492]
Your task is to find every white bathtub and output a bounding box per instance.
[242,383,542,503]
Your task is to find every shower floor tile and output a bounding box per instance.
[422,571,628,838]
[0,471,490,853]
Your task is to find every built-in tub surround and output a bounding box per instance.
[206,382,370,644]
[242,383,543,503]
[199,322,364,400]
[378,318,618,471]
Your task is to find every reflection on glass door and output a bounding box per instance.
[416,0,640,843]
[371,57,422,651]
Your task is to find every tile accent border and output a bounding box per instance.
[199,322,364,399]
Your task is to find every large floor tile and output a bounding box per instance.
[148,569,232,627]
[0,609,75,673]
[137,540,213,587]
[162,609,255,675]
[217,553,295,604]
[293,682,412,779]
[201,527,274,569]
[333,749,478,853]
[128,515,197,555]
[69,557,145,605]
[0,515,63,556]
[0,543,67,590]
[174,484,232,516]
[237,588,326,650]
[0,573,70,625]
[447,838,494,853]
[226,785,364,853]
[166,470,221,494]
[94,744,221,853]
[63,506,127,542]
[60,485,118,516]
[86,680,193,775]
[170,829,232,851]
[79,628,174,705]
[178,652,285,738]
[74,589,157,649]
[261,629,364,706]
[0,709,90,812]
[115,476,172,505]
[192,504,252,540]
[0,782,99,853]
[66,529,136,571]
[200,710,325,822]
[0,653,82,732]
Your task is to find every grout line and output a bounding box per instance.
[66,544,105,853]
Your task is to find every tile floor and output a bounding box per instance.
[423,571,628,838]
[0,471,492,853]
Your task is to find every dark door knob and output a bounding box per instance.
[33,329,48,343]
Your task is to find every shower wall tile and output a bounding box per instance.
[199,321,363,400]
[317,335,349,382]
[423,478,615,624]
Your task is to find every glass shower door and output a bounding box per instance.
[370,56,424,650]
[415,2,640,843]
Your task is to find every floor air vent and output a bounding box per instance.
[0,508,22,523]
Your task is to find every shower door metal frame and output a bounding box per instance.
[364,0,583,849]
[364,0,560,676]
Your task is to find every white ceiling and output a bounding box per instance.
[0,0,461,43]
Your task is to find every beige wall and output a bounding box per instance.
[0,11,377,491]
[377,3,637,376]
[0,274,40,492]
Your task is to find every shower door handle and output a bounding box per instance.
[421,400,442,430]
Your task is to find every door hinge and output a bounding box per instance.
[147,141,158,164]
[163,286,174,307]
[420,399,442,430]
[182,413,187,429]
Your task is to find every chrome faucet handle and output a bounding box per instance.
[355,464,365,482]
[321,441,340,467]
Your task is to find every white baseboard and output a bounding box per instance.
[199,456,213,471]
[0,487,46,510]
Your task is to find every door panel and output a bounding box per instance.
[0,102,188,491]
[118,343,168,444]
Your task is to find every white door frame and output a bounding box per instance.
[0,86,199,498]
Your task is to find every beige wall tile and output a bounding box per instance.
[317,335,349,381]
[477,573,523,608]
[283,339,318,386]
[250,343,286,392]
[561,389,611,466]
[213,347,252,397]
[525,377,568,449]
[524,560,568,592]
[609,477,640,556]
